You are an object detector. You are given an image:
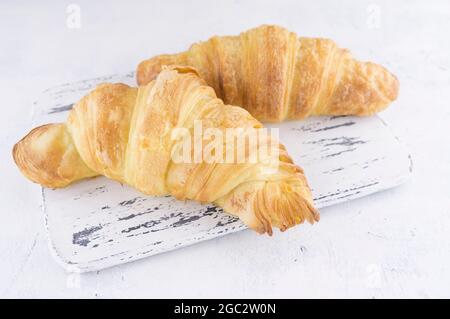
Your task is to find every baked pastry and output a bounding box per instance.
[137,25,399,122]
[13,67,319,235]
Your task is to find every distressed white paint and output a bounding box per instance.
[2,0,450,298]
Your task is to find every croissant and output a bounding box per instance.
[13,67,319,235]
[137,25,399,122]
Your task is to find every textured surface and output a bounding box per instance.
[2,0,450,298]
[32,71,410,272]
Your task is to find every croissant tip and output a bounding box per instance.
[12,125,40,170]
[391,73,400,101]
[308,200,321,223]
[377,63,400,103]
[12,141,20,166]
[312,210,321,224]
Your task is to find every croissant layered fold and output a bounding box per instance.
[137,25,399,122]
[13,67,319,234]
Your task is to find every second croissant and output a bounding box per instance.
[137,25,399,122]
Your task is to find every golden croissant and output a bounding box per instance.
[137,25,399,122]
[13,67,319,235]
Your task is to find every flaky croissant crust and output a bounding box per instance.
[137,25,399,122]
[13,67,319,235]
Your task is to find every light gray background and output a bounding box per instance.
[1,0,449,298]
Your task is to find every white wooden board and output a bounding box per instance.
[32,71,412,273]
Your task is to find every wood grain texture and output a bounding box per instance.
[33,72,411,272]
